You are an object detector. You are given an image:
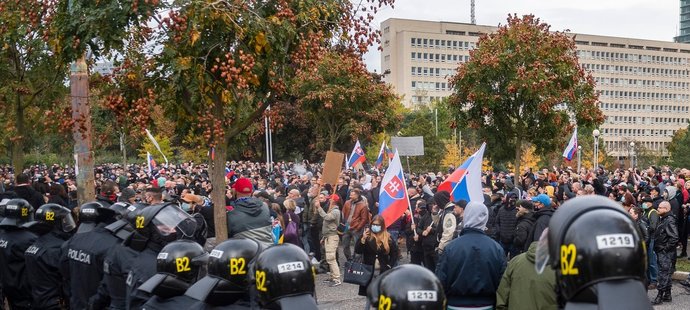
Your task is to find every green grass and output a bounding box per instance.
[676,257,690,272]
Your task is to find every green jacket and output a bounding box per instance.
[496,242,558,310]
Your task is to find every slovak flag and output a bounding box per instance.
[347,140,367,168]
[378,150,411,228]
[438,143,486,203]
[147,152,156,173]
[385,145,394,160]
[375,141,387,169]
[562,128,578,161]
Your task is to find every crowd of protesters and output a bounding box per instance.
[0,159,689,308]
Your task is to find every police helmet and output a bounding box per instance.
[130,203,198,246]
[138,240,209,299]
[23,203,76,234]
[0,198,11,222]
[0,198,34,228]
[537,195,651,309]
[185,238,262,305]
[109,202,131,219]
[253,243,317,310]
[105,203,146,239]
[77,201,117,233]
[367,264,446,310]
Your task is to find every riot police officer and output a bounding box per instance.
[126,202,202,309]
[23,203,76,310]
[367,264,447,310]
[64,201,121,309]
[537,195,652,309]
[185,238,262,309]
[100,202,146,309]
[252,243,317,310]
[139,240,208,309]
[0,199,38,309]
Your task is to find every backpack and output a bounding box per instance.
[436,204,455,243]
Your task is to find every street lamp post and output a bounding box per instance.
[593,129,600,170]
[630,142,635,170]
[577,145,582,174]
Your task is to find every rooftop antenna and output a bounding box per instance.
[471,0,476,24]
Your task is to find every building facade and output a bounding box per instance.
[380,18,690,157]
[677,0,690,43]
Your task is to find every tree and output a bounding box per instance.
[441,141,461,170]
[449,14,604,176]
[291,50,401,151]
[668,126,690,168]
[150,0,395,240]
[398,106,445,173]
[0,0,67,169]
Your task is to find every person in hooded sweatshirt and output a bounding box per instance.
[530,194,554,242]
[512,200,536,255]
[496,242,557,310]
[226,178,273,248]
[435,201,506,309]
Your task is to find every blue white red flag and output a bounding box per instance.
[147,152,156,174]
[385,145,394,160]
[375,141,386,169]
[562,128,578,161]
[347,140,366,168]
[437,143,486,203]
[378,150,411,228]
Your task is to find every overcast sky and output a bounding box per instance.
[363,0,681,71]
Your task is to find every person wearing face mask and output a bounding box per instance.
[641,194,660,290]
[355,215,398,307]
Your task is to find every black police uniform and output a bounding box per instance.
[125,203,201,309]
[65,222,121,309]
[0,200,38,310]
[23,203,75,310]
[24,231,71,310]
[101,204,141,310]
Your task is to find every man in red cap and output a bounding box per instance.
[226,177,273,248]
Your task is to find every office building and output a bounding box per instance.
[380,18,690,157]
[677,0,690,43]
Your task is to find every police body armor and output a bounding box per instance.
[0,199,37,309]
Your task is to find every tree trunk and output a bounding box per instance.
[71,57,96,205]
[514,136,522,178]
[211,102,229,242]
[11,94,24,171]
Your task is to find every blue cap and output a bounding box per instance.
[531,194,552,207]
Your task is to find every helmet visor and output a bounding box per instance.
[534,228,550,275]
[62,213,77,233]
[152,206,197,238]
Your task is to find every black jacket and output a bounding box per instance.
[416,211,437,250]
[435,228,506,307]
[531,207,554,242]
[14,185,45,209]
[126,247,160,310]
[654,214,679,253]
[354,233,399,296]
[496,204,518,244]
[142,294,199,309]
[103,244,139,309]
[0,227,39,308]
[513,212,536,253]
[636,218,650,245]
[64,224,121,310]
[645,208,660,237]
[25,230,70,310]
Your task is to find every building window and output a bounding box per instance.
[384,55,390,62]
